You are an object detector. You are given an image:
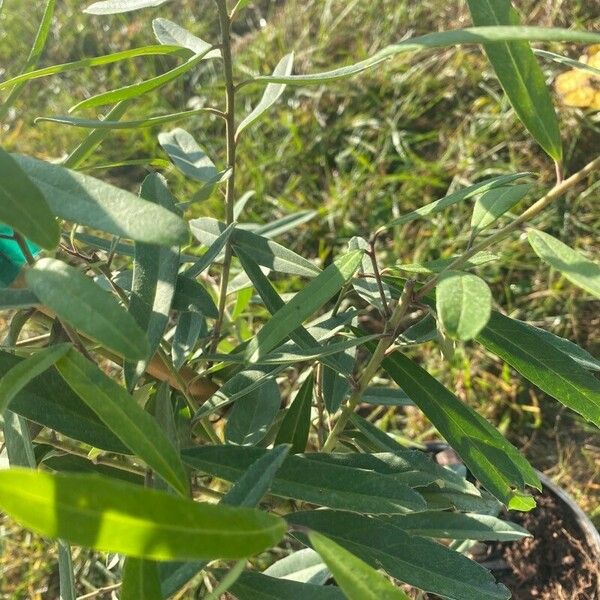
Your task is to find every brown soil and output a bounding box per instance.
[480,490,600,600]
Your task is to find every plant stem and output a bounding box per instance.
[322,280,415,452]
[416,154,600,300]
[211,0,237,354]
[12,232,36,265]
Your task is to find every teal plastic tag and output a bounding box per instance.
[0,225,42,288]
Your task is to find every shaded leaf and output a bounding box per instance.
[274,374,313,453]
[172,312,205,370]
[172,275,218,318]
[471,184,532,234]
[121,558,161,600]
[0,289,39,310]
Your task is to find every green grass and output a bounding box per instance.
[1,0,599,597]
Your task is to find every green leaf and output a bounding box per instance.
[322,341,355,413]
[253,210,317,239]
[70,49,214,112]
[236,53,294,137]
[184,222,236,279]
[0,46,185,92]
[84,0,171,14]
[309,532,411,600]
[471,184,532,234]
[2,410,36,467]
[362,387,413,407]
[244,250,363,362]
[534,48,600,76]
[121,558,162,600]
[182,445,426,514]
[264,548,329,585]
[172,312,205,370]
[191,217,320,278]
[385,173,529,228]
[380,350,540,507]
[436,271,492,340]
[0,289,39,309]
[158,128,219,183]
[528,229,600,298]
[12,154,189,246]
[467,1,562,161]
[0,344,71,414]
[477,311,600,427]
[289,511,510,600]
[0,469,286,560]
[226,571,345,600]
[274,374,313,453]
[247,27,600,87]
[152,18,220,58]
[172,276,218,318]
[378,512,530,542]
[225,378,281,446]
[55,349,190,496]
[0,148,59,250]
[125,173,179,388]
[394,252,500,275]
[58,540,76,600]
[26,258,149,361]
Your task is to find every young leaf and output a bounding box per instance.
[309,531,411,600]
[528,229,600,298]
[225,378,281,446]
[471,183,532,234]
[125,173,179,388]
[290,511,510,600]
[70,49,215,112]
[26,259,149,361]
[236,53,294,137]
[84,0,171,15]
[0,344,70,414]
[244,250,363,362]
[0,469,286,560]
[182,445,426,514]
[274,374,313,453]
[385,173,530,228]
[436,271,492,340]
[158,128,220,183]
[191,217,320,278]
[380,350,540,508]
[121,558,162,600]
[55,348,190,496]
[0,148,59,250]
[477,311,600,427]
[152,18,220,58]
[12,154,189,246]
[466,0,562,161]
[226,571,345,600]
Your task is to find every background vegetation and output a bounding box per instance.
[0,0,598,597]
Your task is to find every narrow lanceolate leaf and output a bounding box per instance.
[248,27,600,87]
[172,276,218,318]
[289,511,510,600]
[55,349,189,496]
[225,378,281,446]
[381,350,540,508]
[0,289,39,309]
[0,148,59,249]
[385,173,530,228]
[377,512,530,542]
[0,351,127,453]
[264,548,329,585]
[309,532,411,600]
[394,252,499,275]
[436,271,492,340]
[244,250,363,362]
[12,154,189,246]
[467,0,562,161]
[471,183,532,234]
[226,572,345,600]
[152,18,220,58]
[236,53,294,137]
[121,558,162,600]
[274,374,313,453]
[84,0,171,14]
[534,48,600,76]
[0,470,286,560]
[191,217,320,278]
[0,344,71,414]
[182,445,426,514]
[2,410,36,468]
[184,222,236,279]
[58,540,76,600]
[125,173,179,388]
[26,259,149,361]
[477,311,600,427]
[528,229,600,299]
[172,312,205,370]
[70,49,214,112]
[158,128,219,183]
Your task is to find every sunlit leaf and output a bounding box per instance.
[152,18,220,58]
[84,0,171,15]
[471,183,532,234]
